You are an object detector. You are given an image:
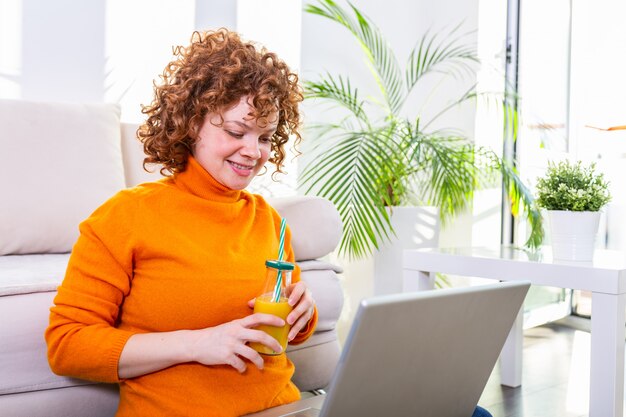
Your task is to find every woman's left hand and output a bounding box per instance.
[284,281,316,341]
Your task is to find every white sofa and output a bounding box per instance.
[0,99,344,416]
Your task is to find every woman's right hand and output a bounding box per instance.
[188,313,285,373]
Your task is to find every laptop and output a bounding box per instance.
[247,281,530,417]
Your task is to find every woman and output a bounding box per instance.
[46,29,316,416]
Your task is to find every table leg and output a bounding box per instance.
[589,292,626,417]
[403,269,435,292]
[499,307,523,387]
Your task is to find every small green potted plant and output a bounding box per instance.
[535,160,611,261]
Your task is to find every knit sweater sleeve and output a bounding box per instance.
[45,192,137,383]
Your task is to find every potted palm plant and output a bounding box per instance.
[300,0,542,260]
[536,160,611,261]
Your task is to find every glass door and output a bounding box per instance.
[567,0,626,318]
[513,0,574,327]
[514,0,626,321]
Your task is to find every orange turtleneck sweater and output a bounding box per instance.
[45,156,317,417]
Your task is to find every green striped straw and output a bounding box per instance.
[271,218,287,302]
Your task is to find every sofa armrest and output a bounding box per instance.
[287,260,343,391]
[268,196,342,261]
[297,261,343,331]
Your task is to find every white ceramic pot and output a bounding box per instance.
[548,210,601,262]
[373,206,439,295]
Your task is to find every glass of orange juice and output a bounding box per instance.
[249,260,294,355]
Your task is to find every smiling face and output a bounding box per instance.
[193,96,278,190]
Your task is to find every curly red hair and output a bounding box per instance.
[138,29,303,176]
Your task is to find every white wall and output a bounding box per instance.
[0,0,236,120]
[1,0,108,102]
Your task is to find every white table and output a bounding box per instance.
[402,246,626,417]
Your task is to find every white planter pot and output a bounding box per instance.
[548,210,601,262]
[373,206,439,295]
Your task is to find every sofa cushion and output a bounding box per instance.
[268,196,342,261]
[0,384,120,417]
[298,260,343,331]
[0,254,69,296]
[0,99,125,255]
[0,291,92,395]
[286,329,340,391]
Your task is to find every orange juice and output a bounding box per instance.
[250,294,292,355]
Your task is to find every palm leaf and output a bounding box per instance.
[407,134,480,220]
[496,157,544,248]
[304,74,367,122]
[406,24,478,94]
[300,127,406,258]
[305,0,405,114]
